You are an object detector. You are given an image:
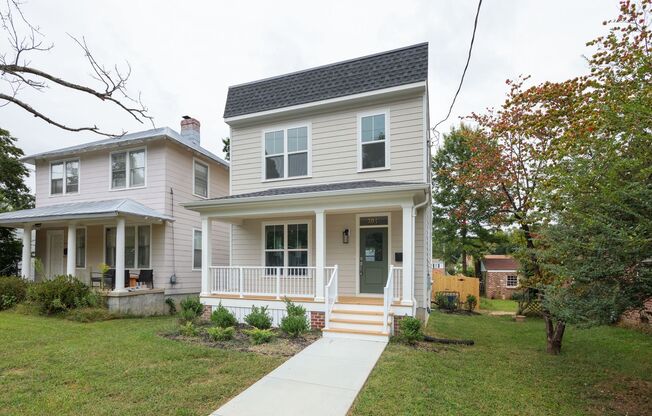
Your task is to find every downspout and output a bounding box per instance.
[169,187,177,286]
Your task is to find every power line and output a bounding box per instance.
[432,0,483,137]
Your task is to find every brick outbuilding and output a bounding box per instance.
[481,255,520,299]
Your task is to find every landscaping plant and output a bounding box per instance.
[179,321,198,337]
[244,328,274,345]
[206,326,235,342]
[211,303,237,328]
[0,275,28,310]
[27,275,93,314]
[244,305,272,329]
[398,316,424,344]
[465,294,477,312]
[179,296,204,323]
[280,298,309,337]
[165,298,177,315]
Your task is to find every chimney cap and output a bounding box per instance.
[182,115,191,120]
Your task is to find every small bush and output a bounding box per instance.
[165,298,177,315]
[466,295,478,311]
[280,314,309,337]
[244,305,272,329]
[179,296,204,323]
[0,276,29,310]
[179,321,198,337]
[244,328,274,345]
[27,275,92,314]
[65,307,118,323]
[211,303,237,328]
[283,297,306,317]
[398,316,424,344]
[435,293,459,311]
[206,326,235,341]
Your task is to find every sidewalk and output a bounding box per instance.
[211,337,387,416]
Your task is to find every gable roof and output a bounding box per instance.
[0,199,174,226]
[21,127,229,168]
[223,43,428,119]
[482,256,520,271]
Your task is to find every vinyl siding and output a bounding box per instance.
[230,93,426,194]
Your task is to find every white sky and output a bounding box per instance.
[2,0,617,191]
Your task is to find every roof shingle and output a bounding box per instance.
[224,43,428,118]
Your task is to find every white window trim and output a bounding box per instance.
[103,224,153,269]
[260,220,313,269]
[109,147,147,191]
[75,226,87,269]
[260,122,312,183]
[192,158,210,199]
[506,274,519,288]
[357,108,391,172]
[192,228,202,271]
[48,158,80,197]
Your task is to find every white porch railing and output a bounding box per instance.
[392,266,403,301]
[383,265,396,334]
[208,266,323,298]
[324,265,339,329]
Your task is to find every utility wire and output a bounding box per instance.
[432,0,483,138]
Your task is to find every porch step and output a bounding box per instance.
[331,309,387,316]
[329,302,384,312]
[330,317,383,326]
[322,327,390,342]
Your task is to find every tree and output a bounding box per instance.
[0,128,33,275]
[222,137,230,161]
[0,0,152,136]
[432,124,498,276]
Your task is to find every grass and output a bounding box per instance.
[480,297,518,312]
[0,311,284,416]
[350,311,652,416]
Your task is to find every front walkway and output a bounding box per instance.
[211,337,387,416]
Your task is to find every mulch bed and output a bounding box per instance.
[162,323,321,357]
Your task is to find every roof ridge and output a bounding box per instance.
[227,42,428,89]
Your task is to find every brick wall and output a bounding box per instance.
[201,304,213,321]
[393,315,406,335]
[486,271,519,299]
[310,311,325,330]
[620,297,652,327]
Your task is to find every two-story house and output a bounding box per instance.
[0,117,230,311]
[184,43,432,340]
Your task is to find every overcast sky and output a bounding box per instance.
[2,0,617,190]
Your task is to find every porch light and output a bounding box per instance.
[342,228,350,244]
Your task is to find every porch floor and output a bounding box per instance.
[202,293,402,306]
[211,337,387,416]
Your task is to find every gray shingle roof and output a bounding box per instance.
[21,127,228,167]
[0,199,174,225]
[224,43,428,119]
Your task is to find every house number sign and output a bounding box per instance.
[360,216,388,226]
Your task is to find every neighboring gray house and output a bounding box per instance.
[0,117,230,303]
[184,43,432,341]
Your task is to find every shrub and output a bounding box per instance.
[435,293,459,311]
[165,298,177,315]
[179,296,204,323]
[206,326,235,341]
[244,305,272,329]
[179,321,198,337]
[398,316,424,344]
[211,303,237,328]
[283,297,306,317]
[244,328,274,345]
[280,299,309,337]
[27,275,92,314]
[0,276,29,310]
[466,295,478,311]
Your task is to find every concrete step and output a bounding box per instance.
[322,327,389,342]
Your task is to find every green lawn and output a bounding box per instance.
[0,311,284,416]
[480,297,518,312]
[350,311,652,416]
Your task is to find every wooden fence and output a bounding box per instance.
[432,271,481,308]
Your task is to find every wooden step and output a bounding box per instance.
[330,318,383,326]
[322,327,389,336]
[331,309,391,316]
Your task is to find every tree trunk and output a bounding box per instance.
[543,312,566,355]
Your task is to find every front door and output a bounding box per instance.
[47,230,64,277]
[359,227,388,294]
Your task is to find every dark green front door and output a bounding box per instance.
[359,227,388,294]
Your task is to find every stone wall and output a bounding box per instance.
[486,271,519,300]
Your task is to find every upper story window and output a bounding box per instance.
[358,110,390,171]
[263,125,310,181]
[111,149,145,190]
[50,159,79,195]
[193,160,209,198]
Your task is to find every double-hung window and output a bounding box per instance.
[358,111,389,170]
[192,229,202,270]
[50,159,79,195]
[111,149,145,189]
[104,225,151,269]
[193,160,209,198]
[264,223,309,274]
[264,125,309,180]
[75,228,86,268]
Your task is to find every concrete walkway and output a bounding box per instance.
[211,337,387,416]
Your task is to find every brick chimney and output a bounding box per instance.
[180,116,200,146]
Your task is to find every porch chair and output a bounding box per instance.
[138,269,154,289]
[105,269,130,290]
[90,271,104,288]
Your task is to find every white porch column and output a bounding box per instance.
[201,216,212,296]
[114,217,126,292]
[66,223,77,277]
[314,209,325,301]
[21,224,32,280]
[401,204,414,305]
